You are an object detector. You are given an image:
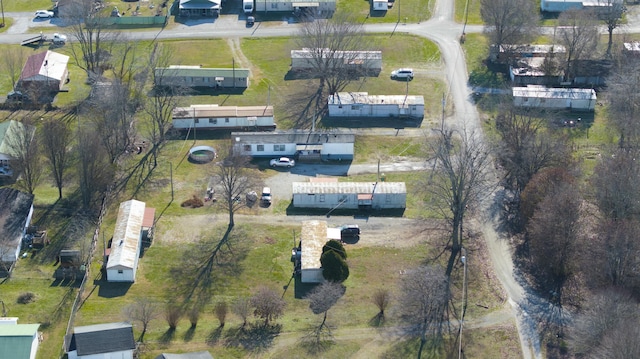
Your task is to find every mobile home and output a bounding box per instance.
[512,86,597,112]
[292,181,407,210]
[328,92,424,119]
[173,105,276,131]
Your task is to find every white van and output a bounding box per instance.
[243,0,254,14]
[261,187,272,205]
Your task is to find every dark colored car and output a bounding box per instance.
[340,224,360,239]
[246,16,255,27]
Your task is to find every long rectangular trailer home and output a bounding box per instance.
[172,104,276,131]
[512,86,596,112]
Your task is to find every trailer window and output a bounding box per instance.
[209,119,217,124]
[257,145,264,151]
[244,145,251,151]
[274,144,285,151]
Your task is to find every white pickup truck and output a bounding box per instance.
[52,33,67,45]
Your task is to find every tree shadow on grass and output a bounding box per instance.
[183,325,196,342]
[205,326,224,346]
[159,327,176,344]
[368,312,386,327]
[224,323,282,353]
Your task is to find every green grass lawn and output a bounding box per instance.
[455,0,482,25]
[337,0,436,24]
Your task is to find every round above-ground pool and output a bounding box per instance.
[189,145,216,163]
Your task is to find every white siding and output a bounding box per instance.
[68,349,134,359]
[328,92,425,118]
[512,86,596,111]
[292,182,406,209]
[172,105,275,130]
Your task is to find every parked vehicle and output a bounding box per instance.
[247,16,255,27]
[35,10,55,18]
[270,157,295,168]
[391,68,414,80]
[340,224,360,239]
[6,91,29,102]
[0,167,13,177]
[243,0,254,13]
[261,187,272,205]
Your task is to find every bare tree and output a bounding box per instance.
[427,129,492,277]
[480,0,538,49]
[395,265,449,359]
[372,288,391,320]
[5,119,40,194]
[606,63,640,147]
[527,183,583,307]
[145,44,186,167]
[590,148,640,220]
[520,167,576,228]
[600,0,625,57]
[1,46,28,90]
[213,147,256,228]
[250,286,286,327]
[495,108,571,197]
[557,9,599,82]
[304,281,346,347]
[123,298,158,342]
[164,303,182,330]
[187,306,201,328]
[586,219,640,292]
[214,301,228,328]
[232,297,251,329]
[294,13,372,114]
[569,290,640,358]
[40,119,72,199]
[62,0,118,79]
[76,123,113,208]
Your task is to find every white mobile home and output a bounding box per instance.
[232,131,355,161]
[292,181,407,210]
[173,105,276,131]
[255,0,336,16]
[154,66,250,89]
[290,49,382,73]
[298,220,341,283]
[0,188,34,271]
[328,92,424,119]
[512,86,596,112]
[106,200,146,282]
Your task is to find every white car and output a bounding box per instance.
[35,10,55,18]
[270,157,295,168]
[391,68,414,80]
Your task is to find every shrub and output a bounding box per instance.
[17,292,36,304]
[164,303,182,330]
[214,301,228,327]
[181,195,204,208]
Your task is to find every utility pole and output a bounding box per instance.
[458,247,468,359]
[441,93,445,132]
[0,0,5,28]
[170,162,174,202]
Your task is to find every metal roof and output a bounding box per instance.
[20,51,69,82]
[512,86,596,100]
[0,120,35,160]
[232,130,355,144]
[155,66,250,78]
[0,324,39,359]
[328,92,424,106]
[69,322,135,356]
[301,220,326,273]
[293,181,407,194]
[173,105,274,119]
[106,200,145,270]
[0,188,34,262]
[156,351,214,359]
[291,48,382,60]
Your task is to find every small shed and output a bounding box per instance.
[231,131,355,161]
[290,49,382,74]
[173,104,276,131]
[372,0,388,10]
[106,200,146,282]
[66,322,135,359]
[155,66,250,89]
[59,250,81,268]
[292,181,407,210]
[0,321,40,359]
[512,86,597,112]
[328,92,424,119]
[155,351,214,359]
[142,207,155,241]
